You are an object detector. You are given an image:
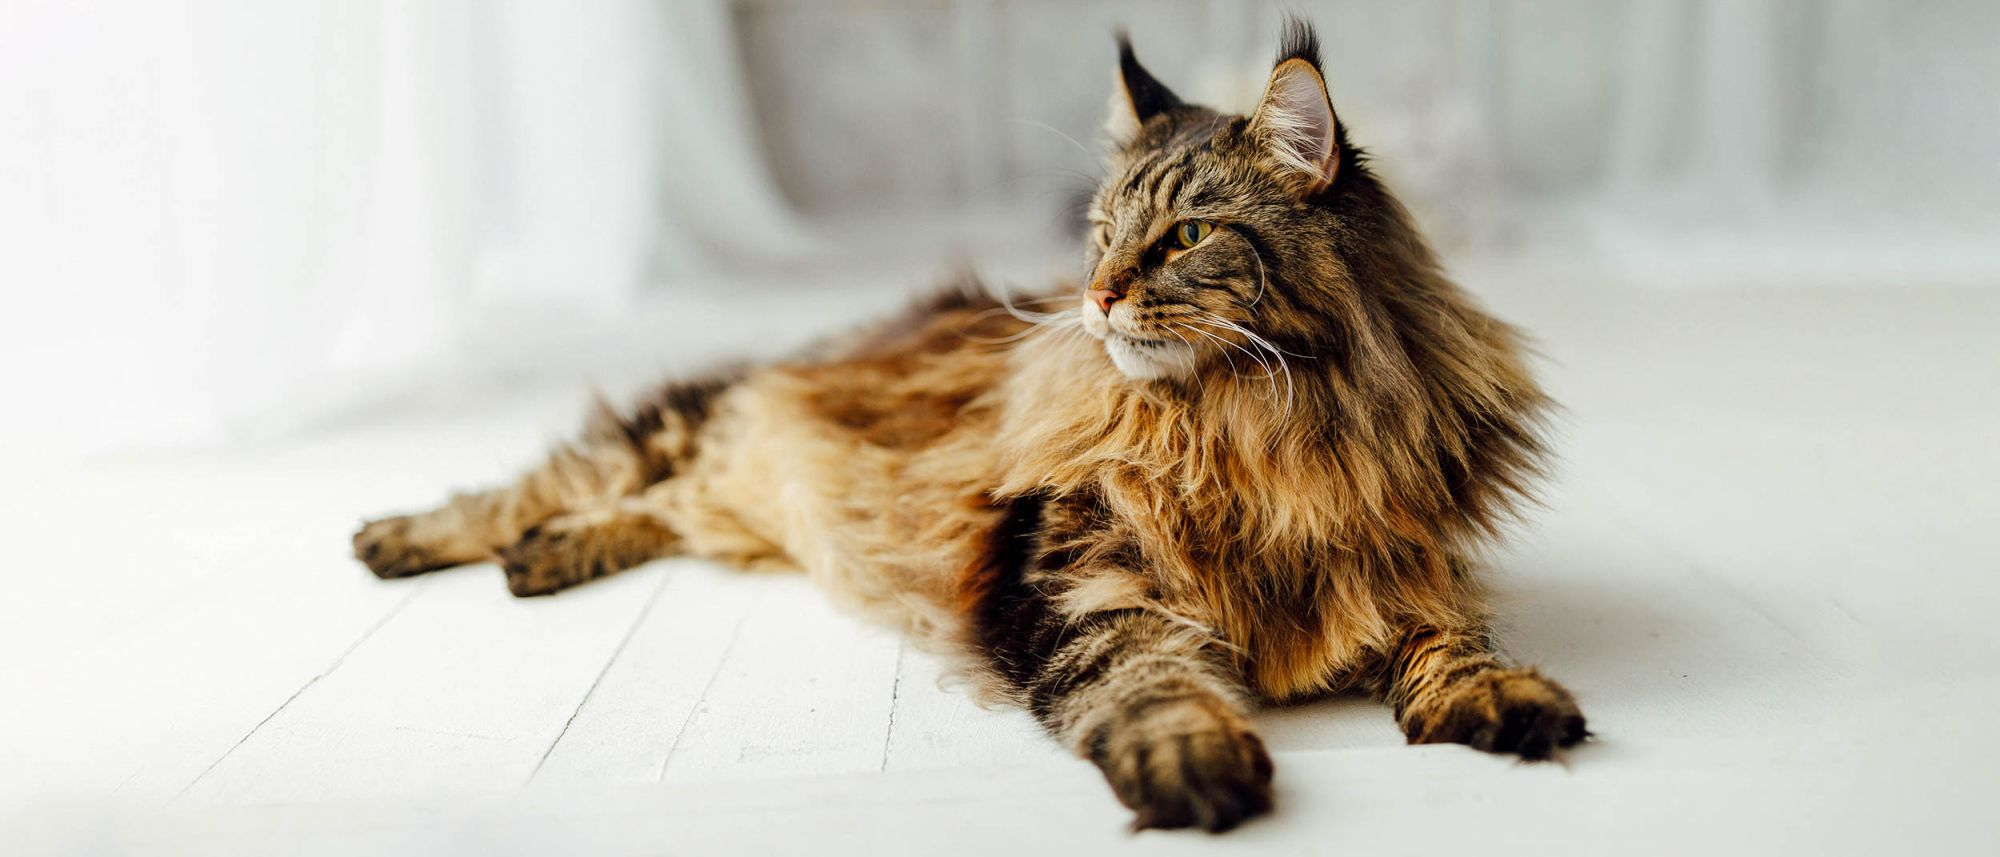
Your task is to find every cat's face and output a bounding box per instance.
[1080,128,1288,381]
[1079,33,1344,383]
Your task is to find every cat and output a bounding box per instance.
[354,19,1586,833]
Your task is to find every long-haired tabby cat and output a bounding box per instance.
[355,20,1585,832]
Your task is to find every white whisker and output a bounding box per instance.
[1197,313,1312,359]
[1188,317,1295,415]
[1005,118,1095,158]
[1178,321,1290,415]
[988,283,1079,326]
[965,313,1082,345]
[1170,322,1241,377]
[1245,246,1270,307]
[1161,326,1209,397]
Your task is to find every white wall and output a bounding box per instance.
[735,0,2000,281]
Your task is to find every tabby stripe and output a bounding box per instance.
[1228,222,1279,279]
[1118,152,1168,200]
[1154,156,1193,210]
[1136,151,1182,203]
[965,493,1054,689]
[1025,612,1143,720]
[1381,626,1508,723]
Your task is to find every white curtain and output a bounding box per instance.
[1580,0,2000,285]
[7,0,1993,458]
[0,0,802,457]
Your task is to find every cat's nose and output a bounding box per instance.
[1088,286,1123,313]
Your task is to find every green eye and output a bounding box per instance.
[1173,219,1213,250]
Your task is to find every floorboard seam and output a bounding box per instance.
[525,568,674,785]
[654,578,766,783]
[879,642,906,772]
[169,578,431,805]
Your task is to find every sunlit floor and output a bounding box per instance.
[6,274,1999,855]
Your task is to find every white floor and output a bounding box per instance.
[6,277,1999,855]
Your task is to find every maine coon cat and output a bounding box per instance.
[355,20,1586,832]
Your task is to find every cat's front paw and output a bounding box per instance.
[1089,699,1275,833]
[1405,668,1587,760]
[354,515,453,579]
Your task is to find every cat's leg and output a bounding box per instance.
[1016,609,1272,832]
[495,485,683,597]
[354,374,737,582]
[353,442,648,580]
[971,529,1267,831]
[1376,625,1587,759]
[968,495,1270,831]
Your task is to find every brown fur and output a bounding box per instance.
[354,19,1584,833]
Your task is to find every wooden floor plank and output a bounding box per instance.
[9,285,2000,854]
[527,562,767,789]
[0,461,428,804]
[176,565,662,805]
[879,644,1060,773]
[657,574,902,782]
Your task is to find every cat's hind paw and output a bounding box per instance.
[496,523,585,597]
[353,515,459,579]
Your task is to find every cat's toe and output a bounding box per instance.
[1094,704,1274,833]
[1119,729,1273,832]
[354,516,452,579]
[497,527,581,597]
[1410,668,1588,760]
[1476,696,1586,760]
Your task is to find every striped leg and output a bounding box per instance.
[353,441,649,579]
[1034,612,1273,832]
[496,488,683,597]
[1378,625,1587,759]
[353,375,735,590]
[969,493,1271,831]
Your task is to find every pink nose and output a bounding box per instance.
[1088,287,1123,313]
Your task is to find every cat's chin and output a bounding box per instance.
[1103,335,1198,381]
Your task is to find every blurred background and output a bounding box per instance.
[2,0,1996,458]
[6,5,2000,850]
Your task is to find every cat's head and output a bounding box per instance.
[1079,20,1415,384]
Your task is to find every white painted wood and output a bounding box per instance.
[175,563,662,805]
[18,731,1999,857]
[657,574,903,782]
[6,283,2000,854]
[1253,695,1406,753]
[880,644,1062,772]
[527,561,767,788]
[0,454,446,804]
[1486,478,1845,743]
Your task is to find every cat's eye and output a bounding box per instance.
[1172,219,1213,250]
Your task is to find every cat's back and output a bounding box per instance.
[663,284,1048,621]
[765,284,1047,451]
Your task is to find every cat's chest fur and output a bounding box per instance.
[991,350,1484,700]
[1040,445,1454,700]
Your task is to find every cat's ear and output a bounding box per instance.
[1104,32,1183,145]
[1247,21,1339,194]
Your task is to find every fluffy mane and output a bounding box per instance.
[988,161,1551,697]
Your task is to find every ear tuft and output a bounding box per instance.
[1104,31,1183,144]
[1248,21,1338,193]
[1275,15,1322,69]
